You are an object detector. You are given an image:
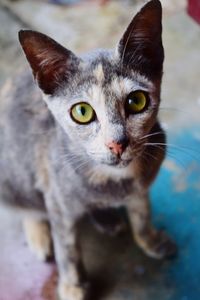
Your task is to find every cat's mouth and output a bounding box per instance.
[103,158,132,168]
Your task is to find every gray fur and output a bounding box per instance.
[0,1,177,299]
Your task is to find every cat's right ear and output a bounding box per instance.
[116,0,164,80]
[19,30,80,95]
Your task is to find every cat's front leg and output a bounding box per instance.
[47,202,88,300]
[127,192,177,259]
[23,218,53,261]
[52,220,87,300]
[55,234,87,300]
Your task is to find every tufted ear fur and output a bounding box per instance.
[117,0,164,80]
[19,30,80,95]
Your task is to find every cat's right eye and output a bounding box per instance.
[70,102,95,124]
[125,91,149,115]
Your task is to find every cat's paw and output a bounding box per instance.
[135,229,177,259]
[24,219,53,261]
[57,282,86,300]
[94,219,127,236]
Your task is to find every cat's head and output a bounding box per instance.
[19,0,164,170]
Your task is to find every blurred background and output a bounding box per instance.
[0,0,200,300]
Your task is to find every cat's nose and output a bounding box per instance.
[106,137,129,157]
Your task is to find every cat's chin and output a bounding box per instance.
[103,158,132,168]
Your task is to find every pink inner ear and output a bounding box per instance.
[19,30,78,95]
[117,0,163,80]
[118,0,162,51]
[33,49,69,95]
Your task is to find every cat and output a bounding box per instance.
[0,0,177,299]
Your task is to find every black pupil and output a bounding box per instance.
[79,106,86,116]
[129,96,139,105]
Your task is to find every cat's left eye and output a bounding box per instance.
[70,102,95,124]
[125,91,148,115]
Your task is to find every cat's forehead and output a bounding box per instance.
[57,49,155,105]
[80,50,154,97]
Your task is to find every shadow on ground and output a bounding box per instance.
[79,215,174,300]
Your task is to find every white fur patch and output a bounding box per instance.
[110,77,133,98]
[110,75,153,99]
[24,219,52,261]
[0,80,12,126]
[0,79,12,98]
[87,160,135,185]
[58,282,84,300]
[86,84,106,106]
[93,64,104,82]
[134,72,154,90]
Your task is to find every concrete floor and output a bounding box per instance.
[0,1,200,300]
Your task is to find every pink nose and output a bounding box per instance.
[106,141,125,156]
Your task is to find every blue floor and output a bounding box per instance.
[151,127,200,300]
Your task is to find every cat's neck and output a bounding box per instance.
[85,162,135,186]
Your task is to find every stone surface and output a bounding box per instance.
[0,5,24,87]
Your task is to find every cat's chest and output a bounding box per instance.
[84,176,136,207]
[55,160,137,207]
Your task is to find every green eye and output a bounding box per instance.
[125,91,148,114]
[71,102,95,124]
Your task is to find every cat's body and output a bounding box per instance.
[0,67,163,212]
[0,1,176,300]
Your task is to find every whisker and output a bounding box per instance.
[126,43,145,68]
[144,142,200,162]
[165,150,188,173]
[143,150,159,162]
[139,131,164,140]
[120,28,133,73]
[159,106,196,116]
[142,145,188,174]
[74,159,91,173]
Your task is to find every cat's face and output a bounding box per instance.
[43,54,160,168]
[19,0,164,169]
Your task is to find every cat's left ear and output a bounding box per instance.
[117,0,164,80]
[19,30,80,95]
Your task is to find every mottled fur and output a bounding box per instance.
[0,1,176,300]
